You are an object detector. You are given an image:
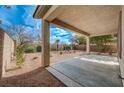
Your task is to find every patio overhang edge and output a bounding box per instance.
[33,5,90,36]
[33,5,59,20]
[33,5,52,19]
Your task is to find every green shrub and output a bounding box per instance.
[24,47,35,53]
[36,45,41,52]
[16,45,25,67]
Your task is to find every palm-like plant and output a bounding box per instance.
[0,20,2,24]
[55,39,60,51]
[75,36,86,45]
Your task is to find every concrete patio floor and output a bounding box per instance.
[47,54,123,87]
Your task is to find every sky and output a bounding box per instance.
[0,5,75,44]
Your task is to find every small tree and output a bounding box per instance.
[9,25,34,67]
[69,36,77,50]
[16,45,25,67]
[75,36,86,45]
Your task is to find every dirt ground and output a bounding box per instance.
[0,51,82,87]
[0,67,65,87]
[4,51,82,77]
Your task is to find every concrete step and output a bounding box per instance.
[46,66,82,87]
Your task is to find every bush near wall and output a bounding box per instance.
[36,45,41,52]
[75,44,86,51]
[90,43,117,53]
[24,47,35,53]
[74,43,117,53]
[16,45,25,67]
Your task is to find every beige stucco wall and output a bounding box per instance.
[2,32,15,77]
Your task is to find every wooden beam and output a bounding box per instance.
[51,19,90,36]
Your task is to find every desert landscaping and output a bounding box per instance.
[0,5,124,87]
[3,51,82,77]
[0,51,82,87]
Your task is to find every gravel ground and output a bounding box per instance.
[4,51,82,77]
[0,67,66,87]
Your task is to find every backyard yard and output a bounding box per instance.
[0,51,82,87]
[0,5,123,87]
[0,50,122,87]
[3,51,82,77]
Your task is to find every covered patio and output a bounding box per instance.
[33,5,124,86]
[47,54,121,87]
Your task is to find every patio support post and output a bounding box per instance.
[86,36,90,54]
[42,20,50,67]
[119,6,124,86]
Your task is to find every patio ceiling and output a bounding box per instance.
[34,5,121,36]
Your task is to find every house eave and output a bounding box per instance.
[33,5,52,19]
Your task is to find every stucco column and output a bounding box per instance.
[119,6,124,86]
[86,36,90,54]
[42,20,50,67]
[0,29,4,78]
